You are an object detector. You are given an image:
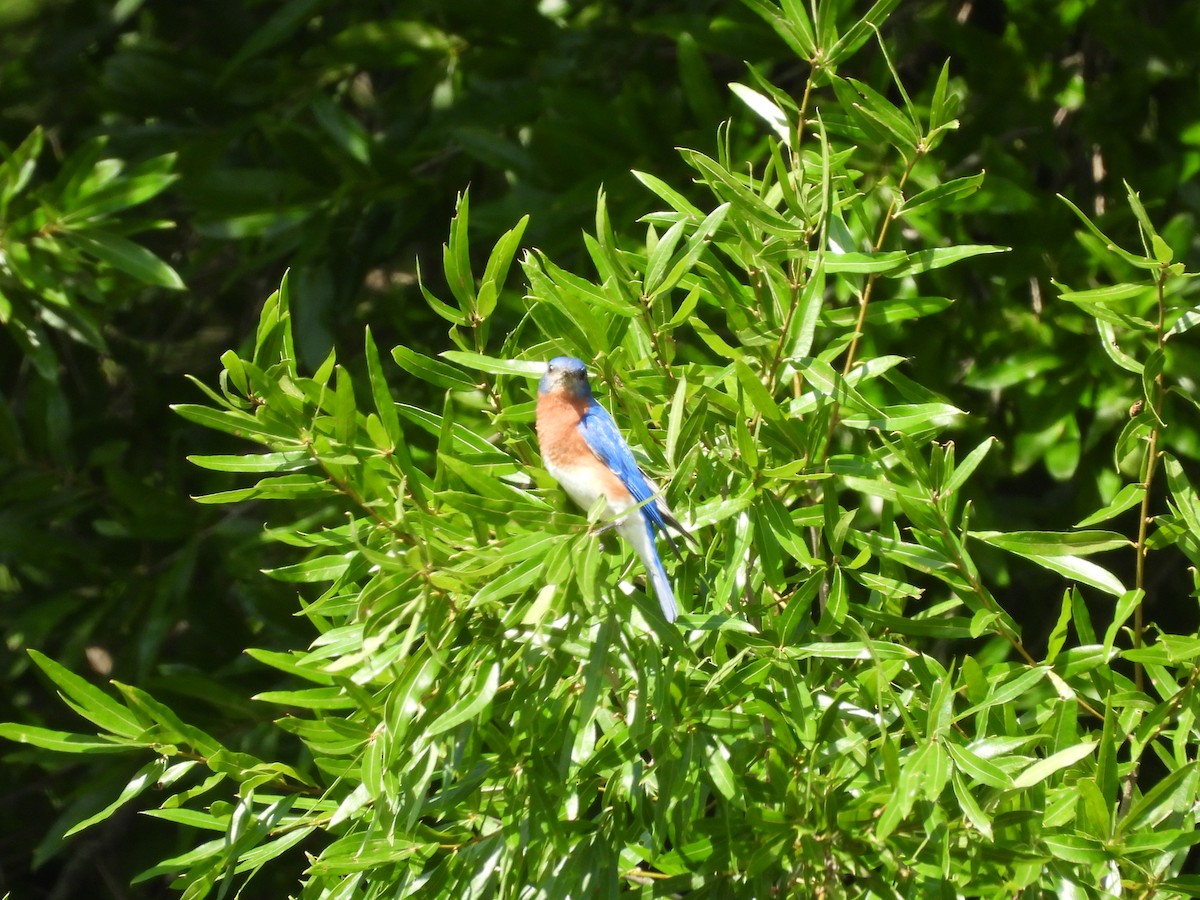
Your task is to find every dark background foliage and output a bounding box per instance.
[2,0,1198,895]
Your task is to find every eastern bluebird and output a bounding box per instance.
[536,356,691,622]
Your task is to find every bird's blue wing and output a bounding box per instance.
[577,400,670,534]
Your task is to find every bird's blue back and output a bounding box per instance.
[577,399,671,536]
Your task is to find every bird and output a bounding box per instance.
[535,356,692,623]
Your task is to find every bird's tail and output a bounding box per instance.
[646,546,678,623]
[622,515,678,623]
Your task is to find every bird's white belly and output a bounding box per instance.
[545,459,633,520]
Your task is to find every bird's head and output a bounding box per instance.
[539,356,592,399]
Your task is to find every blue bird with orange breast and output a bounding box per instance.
[536,356,691,622]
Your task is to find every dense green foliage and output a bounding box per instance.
[3,0,1200,897]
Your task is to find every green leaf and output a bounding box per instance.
[841,77,920,152]
[61,230,184,289]
[885,244,1008,277]
[263,554,352,583]
[971,530,1130,557]
[1059,193,1158,269]
[898,172,985,216]
[734,360,784,424]
[821,250,908,274]
[1119,762,1199,832]
[416,258,469,325]
[1076,484,1146,528]
[743,0,816,60]
[186,451,314,473]
[642,219,686,299]
[476,214,529,319]
[792,641,915,660]
[28,649,146,738]
[632,170,704,218]
[1011,741,1096,789]
[1058,282,1149,305]
[730,83,792,147]
[444,190,476,316]
[0,127,43,212]
[944,741,1012,789]
[1166,302,1200,338]
[819,296,953,327]
[427,661,500,736]
[1095,319,1144,374]
[828,0,901,64]
[646,203,730,299]
[66,757,170,837]
[0,723,132,754]
[841,402,963,433]
[1164,454,1200,536]
[1026,555,1126,596]
[438,351,544,378]
[392,345,478,391]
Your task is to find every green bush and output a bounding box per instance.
[6,1,1200,897]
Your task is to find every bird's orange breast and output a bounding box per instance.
[536,390,596,468]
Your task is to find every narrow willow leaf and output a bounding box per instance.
[828,0,901,64]
[1058,283,1149,305]
[1059,193,1158,270]
[820,295,953,327]
[172,403,296,443]
[632,170,705,218]
[944,741,1012,789]
[416,258,469,325]
[1164,454,1200,536]
[1103,589,1143,659]
[444,190,475,315]
[1119,761,1199,832]
[691,317,744,360]
[263,553,352,583]
[1075,483,1145,528]
[1042,833,1109,866]
[193,474,332,504]
[791,641,915,660]
[951,770,993,840]
[186,451,313,473]
[392,345,478,391]
[28,649,146,738]
[1166,303,1200,338]
[0,724,132,754]
[734,361,784,424]
[438,351,544,378]
[1045,590,1073,664]
[1025,554,1126,596]
[972,530,1130,557]
[821,250,908,273]
[730,83,792,147]
[743,0,816,59]
[476,214,529,319]
[1150,233,1173,264]
[886,244,1008,277]
[841,402,963,433]
[66,757,169,837]
[649,203,730,299]
[898,172,985,217]
[843,77,920,152]
[63,231,185,289]
[943,437,996,495]
[427,662,500,736]
[643,220,682,297]
[959,667,1046,717]
[929,60,957,135]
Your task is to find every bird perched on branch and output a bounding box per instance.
[536,356,692,622]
